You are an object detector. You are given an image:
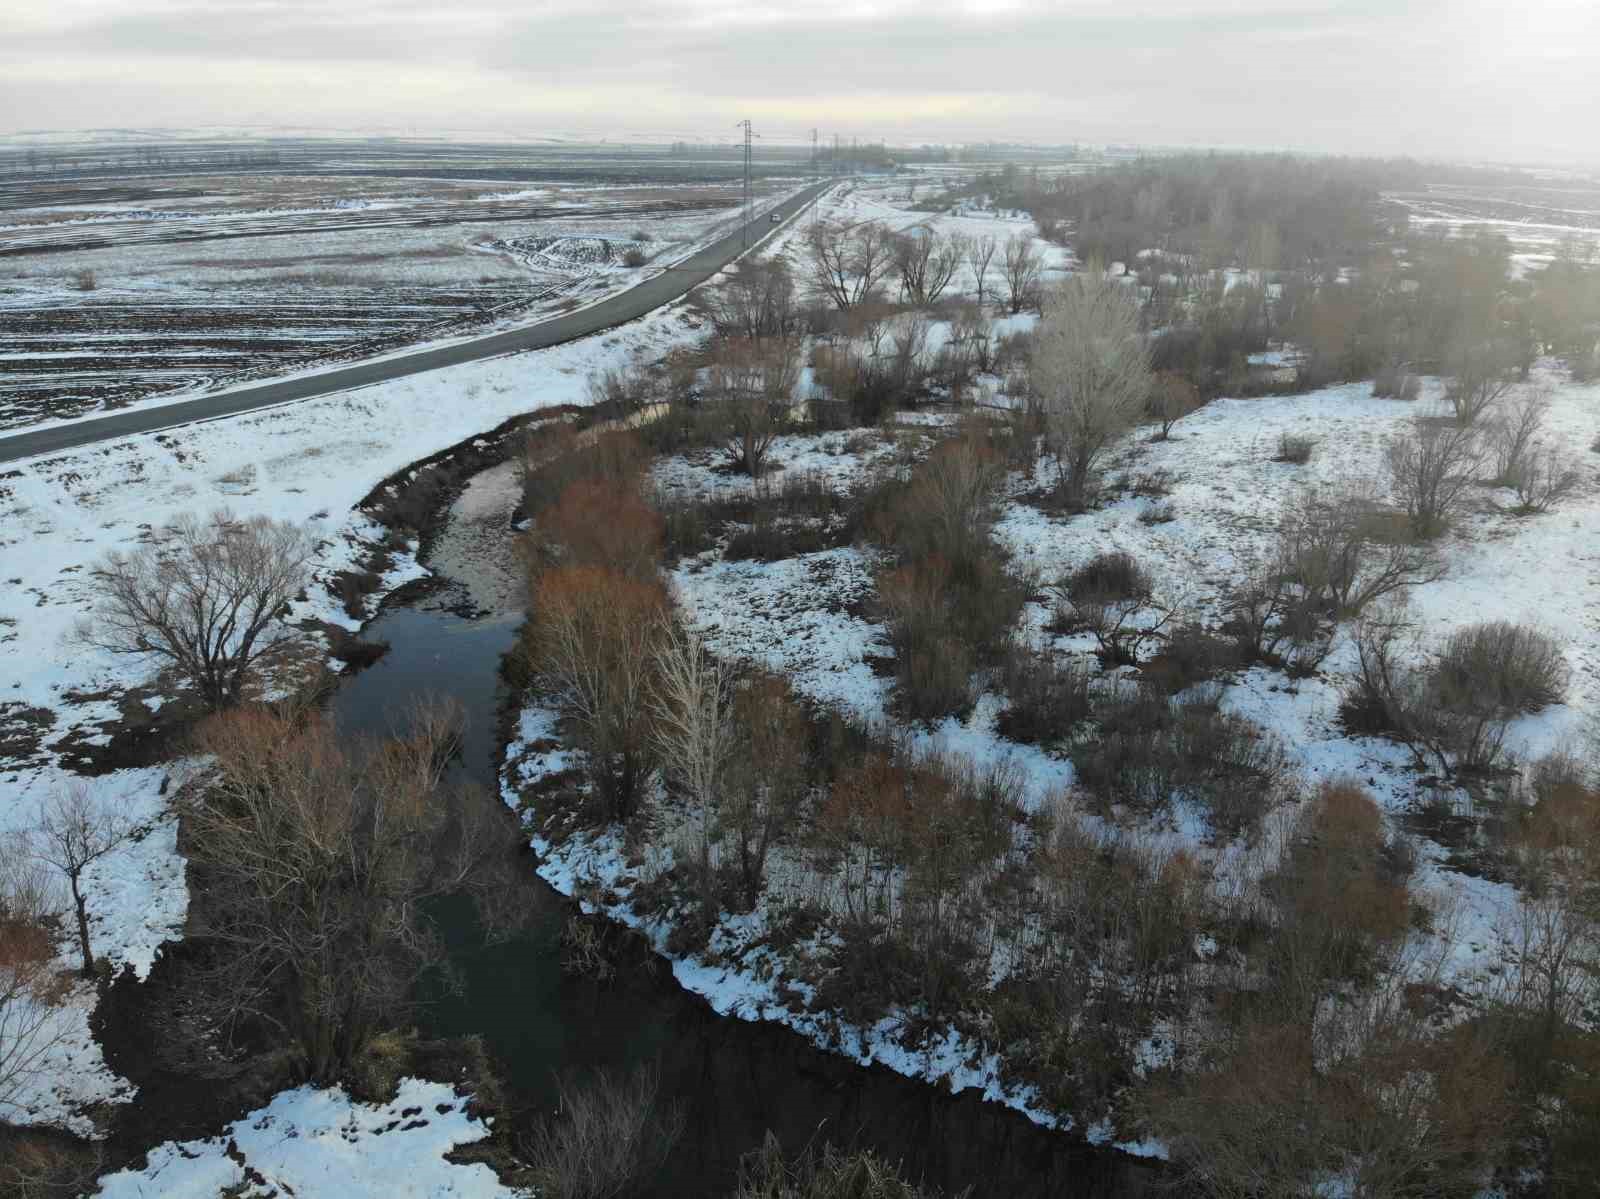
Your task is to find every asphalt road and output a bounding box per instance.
[0,181,831,464]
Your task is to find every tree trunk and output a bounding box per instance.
[70,875,95,976]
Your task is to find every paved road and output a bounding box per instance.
[0,181,831,464]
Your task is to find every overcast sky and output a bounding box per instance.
[3,0,1596,162]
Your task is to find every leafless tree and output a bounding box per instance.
[710,337,802,479]
[1147,371,1201,439]
[966,232,999,308]
[0,854,67,1120]
[1488,390,1549,485]
[1444,331,1517,425]
[1029,274,1152,504]
[1001,232,1043,315]
[1385,420,1483,539]
[33,784,136,976]
[1279,485,1446,615]
[723,675,808,911]
[586,361,655,418]
[1511,443,1584,515]
[184,697,490,1081]
[79,510,314,710]
[651,623,736,901]
[527,569,666,820]
[893,226,961,308]
[519,1065,684,1199]
[704,257,798,343]
[805,220,896,311]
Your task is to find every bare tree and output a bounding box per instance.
[703,257,797,343]
[185,698,490,1081]
[1488,390,1549,485]
[1147,371,1201,439]
[1001,232,1043,315]
[710,337,802,479]
[723,675,808,911]
[79,510,314,710]
[966,232,999,308]
[1445,330,1517,425]
[527,568,666,820]
[651,623,736,902]
[1,854,67,1119]
[1029,274,1152,504]
[519,1065,684,1199]
[1279,485,1446,615]
[1511,442,1583,515]
[805,220,896,311]
[33,785,136,975]
[893,226,961,308]
[1386,420,1483,539]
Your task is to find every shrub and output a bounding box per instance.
[586,363,655,418]
[1434,621,1568,715]
[1511,443,1583,515]
[1346,612,1563,774]
[1139,501,1177,526]
[520,1066,684,1199]
[735,1134,953,1198]
[525,566,668,820]
[1488,391,1548,486]
[1278,485,1445,615]
[72,268,96,291]
[996,643,1093,743]
[1144,622,1238,694]
[533,478,664,579]
[877,558,979,721]
[1147,371,1202,439]
[1273,432,1315,464]
[521,426,650,518]
[1387,419,1484,539]
[1054,551,1172,665]
[621,246,648,268]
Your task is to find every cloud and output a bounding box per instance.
[2,0,1596,161]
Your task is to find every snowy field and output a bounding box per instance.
[0,169,798,429]
[89,1077,516,1198]
[0,274,728,1140]
[510,363,1600,1147]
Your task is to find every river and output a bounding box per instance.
[329,459,1157,1197]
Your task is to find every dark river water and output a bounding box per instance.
[328,549,1158,1197]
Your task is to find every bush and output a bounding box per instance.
[73,268,96,291]
[1372,362,1419,400]
[1346,612,1563,775]
[1386,419,1484,539]
[521,426,650,518]
[1054,551,1171,665]
[524,566,668,820]
[1063,550,1150,604]
[996,643,1093,743]
[532,478,664,578]
[735,1134,952,1198]
[1434,621,1568,715]
[877,559,980,721]
[1511,443,1582,515]
[520,1066,684,1199]
[1273,432,1315,464]
[1144,622,1238,694]
[621,246,648,268]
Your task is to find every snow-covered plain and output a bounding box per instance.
[90,1077,517,1198]
[510,365,1600,1149]
[0,278,720,1137]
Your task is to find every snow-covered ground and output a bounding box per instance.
[505,343,1600,1149]
[0,270,730,1136]
[89,1077,517,1198]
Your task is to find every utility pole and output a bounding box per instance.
[833,133,840,178]
[810,128,818,179]
[735,119,754,251]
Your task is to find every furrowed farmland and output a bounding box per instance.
[0,137,808,429]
